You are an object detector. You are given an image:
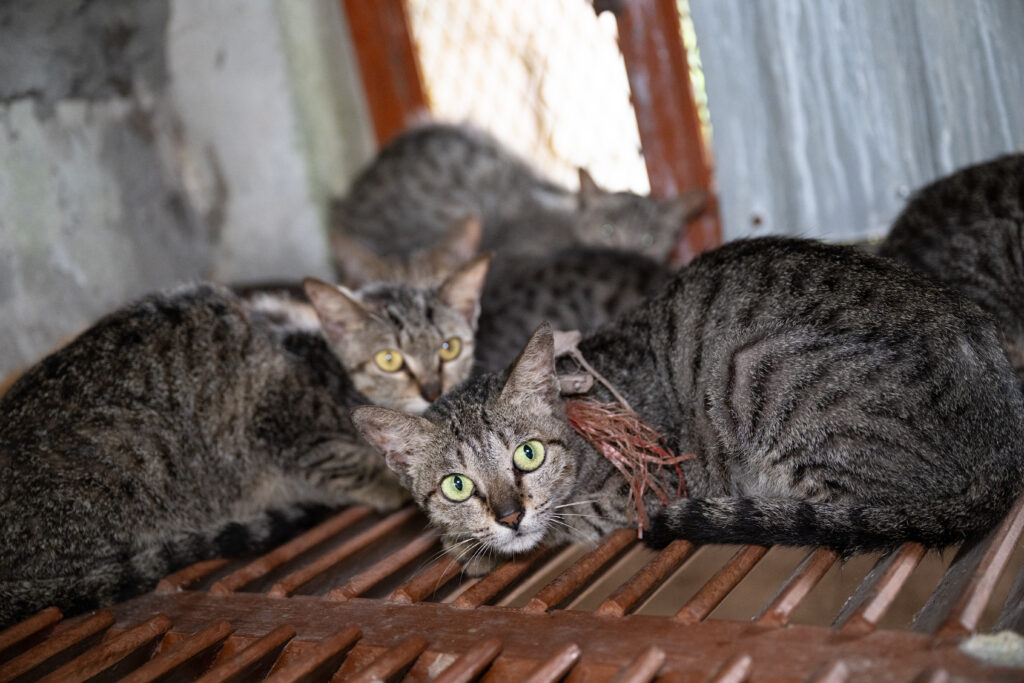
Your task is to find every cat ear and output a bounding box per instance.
[669,189,708,222]
[303,277,371,341]
[438,252,492,328]
[328,231,389,288]
[577,167,602,208]
[431,215,482,267]
[352,406,435,483]
[501,322,560,407]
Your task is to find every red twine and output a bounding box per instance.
[565,398,695,538]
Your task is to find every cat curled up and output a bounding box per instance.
[329,122,705,283]
[355,238,1024,572]
[0,256,490,627]
[880,153,1024,380]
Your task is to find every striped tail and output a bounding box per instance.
[645,497,1004,556]
[0,504,328,628]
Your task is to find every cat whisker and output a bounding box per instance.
[554,500,598,509]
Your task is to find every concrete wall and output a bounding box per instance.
[0,0,374,377]
[689,0,1024,242]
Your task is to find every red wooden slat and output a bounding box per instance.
[0,607,62,663]
[157,559,231,593]
[452,547,553,609]
[211,506,374,595]
[196,626,295,683]
[328,528,440,601]
[269,507,418,597]
[38,614,171,683]
[805,660,850,683]
[705,653,753,683]
[755,549,838,628]
[432,637,503,683]
[836,543,926,636]
[0,610,114,683]
[598,540,696,617]
[389,557,462,604]
[345,635,428,683]
[611,645,666,683]
[522,642,581,683]
[263,625,360,683]
[524,529,636,613]
[119,619,233,683]
[675,546,768,623]
[341,0,429,145]
[936,495,1024,637]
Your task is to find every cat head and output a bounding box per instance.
[304,252,491,414]
[353,323,583,555]
[574,168,706,261]
[330,215,482,288]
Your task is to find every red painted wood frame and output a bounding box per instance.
[341,0,721,261]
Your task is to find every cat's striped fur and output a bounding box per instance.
[0,284,406,627]
[880,153,1024,380]
[354,238,1024,570]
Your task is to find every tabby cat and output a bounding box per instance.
[329,122,705,275]
[0,285,399,625]
[354,238,1024,571]
[475,247,670,373]
[880,153,1024,379]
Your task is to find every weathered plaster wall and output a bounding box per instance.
[689,0,1024,242]
[0,0,373,378]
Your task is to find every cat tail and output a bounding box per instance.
[645,497,996,556]
[0,504,328,628]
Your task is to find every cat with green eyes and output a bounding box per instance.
[354,238,1024,572]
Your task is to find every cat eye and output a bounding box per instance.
[439,337,462,362]
[513,440,545,472]
[374,349,404,373]
[440,473,475,502]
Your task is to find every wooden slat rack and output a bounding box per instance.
[4,496,1024,681]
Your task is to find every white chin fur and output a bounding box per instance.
[399,397,432,415]
[491,528,545,554]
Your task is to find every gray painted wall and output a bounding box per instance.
[689,0,1024,242]
[0,0,373,378]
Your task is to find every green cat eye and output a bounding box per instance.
[513,440,545,472]
[440,473,474,502]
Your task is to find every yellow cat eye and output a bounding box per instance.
[440,473,474,502]
[513,440,545,472]
[374,349,404,373]
[439,337,462,362]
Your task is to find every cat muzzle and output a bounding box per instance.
[496,507,525,530]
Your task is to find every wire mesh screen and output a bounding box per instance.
[404,0,650,194]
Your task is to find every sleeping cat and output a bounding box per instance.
[354,238,1024,571]
[879,154,1024,379]
[0,254,489,626]
[329,122,705,275]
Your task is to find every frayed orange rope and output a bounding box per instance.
[565,398,694,538]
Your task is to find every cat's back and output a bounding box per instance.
[476,247,670,372]
[334,123,567,254]
[640,238,1024,461]
[1,283,278,451]
[879,155,1024,374]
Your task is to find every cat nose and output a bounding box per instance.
[496,507,525,530]
[420,381,442,402]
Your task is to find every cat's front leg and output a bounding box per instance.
[297,440,410,512]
